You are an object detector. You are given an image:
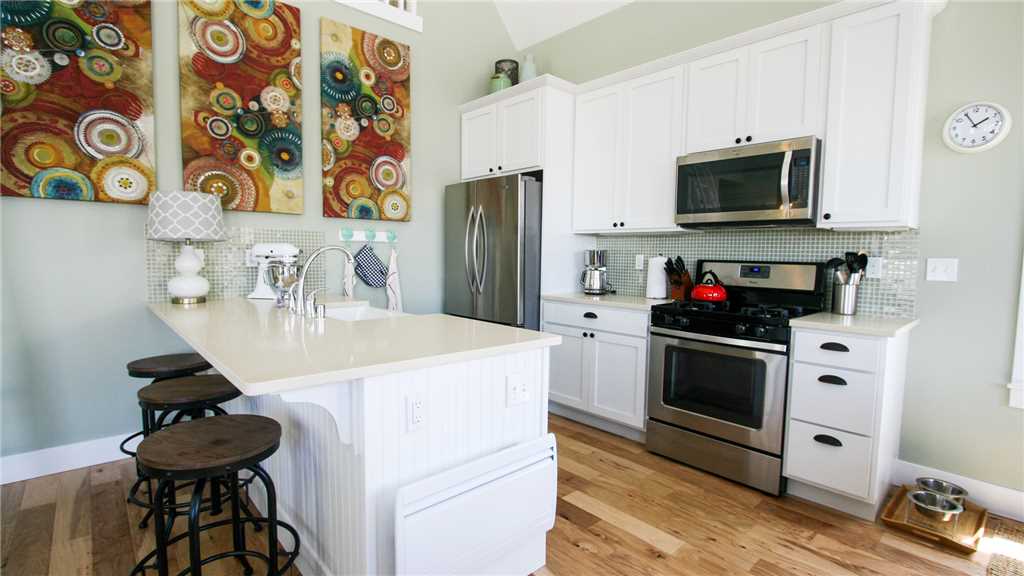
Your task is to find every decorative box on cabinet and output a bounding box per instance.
[818,2,942,229]
[540,298,651,434]
[783,317,918,521]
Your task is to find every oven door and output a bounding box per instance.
[647,329,788,455]
[675,136,818,226]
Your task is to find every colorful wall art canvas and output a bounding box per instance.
[178,0,302,214]
[321,18,411,221]
[1,0,156,204]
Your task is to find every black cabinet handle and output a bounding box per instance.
[818,375,848,386]
[745,135,752,142]
[814,434,843,447]
[488,168,494,173]
[735,137,742,144]
[589,333,595,339]
[820,342,850,353]
[823,213,832,221]
[498,166,503,170]
[582,331,587,338]
[583,312,598,319]
[619,222,625,227]
[612,222,618,228]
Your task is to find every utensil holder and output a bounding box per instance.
[832,283,858,315]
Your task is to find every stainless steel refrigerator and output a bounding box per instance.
[444,174,542,330]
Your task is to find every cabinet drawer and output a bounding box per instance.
[542,301,649,337]
[784,420,873,500]
[789,363,877,436]
[793,331,881,372]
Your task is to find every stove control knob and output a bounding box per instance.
[734,323,747,335]
[752,325,767,338]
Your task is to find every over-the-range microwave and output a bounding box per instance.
[675,136,821,227]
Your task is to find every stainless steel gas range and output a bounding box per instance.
[645,260,825,495]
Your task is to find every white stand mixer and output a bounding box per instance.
[248,243,300,299]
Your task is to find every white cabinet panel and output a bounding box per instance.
[589,331,647,429]
[793,330,881,373]
[820,3,922,228]
[499,91,543,173]
[621,67,683,230]
[573,86,622,231]
[461,105,498,180]
[784,419,873,500]
[542,323,588,410]
[685,47,747,153]
[746,25,824,143]
[789,362,877,436]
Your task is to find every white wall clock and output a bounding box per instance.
[943,101,1012,153]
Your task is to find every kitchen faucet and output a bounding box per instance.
[292,245,355,318]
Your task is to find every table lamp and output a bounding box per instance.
[147,190,226,304]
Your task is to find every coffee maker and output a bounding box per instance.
[580,250,612,295]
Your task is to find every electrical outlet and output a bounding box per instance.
[406,396,425,431]
[635,255,645,270]
[244,248,257,267]
[865,257,885,279]
[926,258,958,282]
[506,374,529,406]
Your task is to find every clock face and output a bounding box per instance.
[945,102,1012,152]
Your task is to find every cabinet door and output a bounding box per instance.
[498,90,543,173]
[819,3,917,227]
[621,67,683,231]
[685,47,748,153]
[746,25,824,144]
[542,323,589,410]
[573,86,622,232]
[461,105,498,180]
[589,331,647,429]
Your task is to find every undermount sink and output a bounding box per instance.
[325,304,403,322]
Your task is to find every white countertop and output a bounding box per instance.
[789,312,920,337]
[542,293,671,311]
[149,298,561,396]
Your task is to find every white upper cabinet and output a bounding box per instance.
[460,105,498,180]
[746,25,824,144]
[497,91,543,173]
[573,85,623,232]
[819,2,929,229]
[685,25,825,154]
[686,47,748,153]
[460,88,543,180]
[573,66,684,233]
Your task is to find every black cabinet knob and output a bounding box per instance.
[488,168,494,173]
[745,135,752,142]
[735,137,742,144]
[498,166,502,170]
[813,434,843,447]
[823,213,832,220]
[612,222,618,228]
[619,222,625,227]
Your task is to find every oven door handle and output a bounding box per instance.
[650,328,788,354]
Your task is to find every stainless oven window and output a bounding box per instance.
[677,152,785,215]
[662,342,767,429]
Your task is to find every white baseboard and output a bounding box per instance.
[1,432,133,485]
[892,459,1024,522]
[548,402,646,443]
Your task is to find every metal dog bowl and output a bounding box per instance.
[916,477,967,505]
[907,490,964,522]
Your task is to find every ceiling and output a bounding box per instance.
[493,0,637,51]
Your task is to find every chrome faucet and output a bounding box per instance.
[293,245,355,318]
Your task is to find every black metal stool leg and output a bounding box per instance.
[230,472,255,575]
[138,407,156,529]
[164,479,177,540]
[252,465,279,575]
[152,479,171,576]
[187,478,206,576]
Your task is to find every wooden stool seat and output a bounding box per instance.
[137,415,281,480]
[137,375,241,409]
[127,353,211,380]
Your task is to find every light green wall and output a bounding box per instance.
[523,0,1024,490]
[0,0,515,457]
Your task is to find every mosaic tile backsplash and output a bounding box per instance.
[147,227,326,303]
[596,229,920,318]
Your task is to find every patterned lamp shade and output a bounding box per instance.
[147,190,226,242]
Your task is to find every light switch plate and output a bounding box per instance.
[926,258,958,282]
[864,257,885,279]
[635,255,645,270]
[506,374,528,406]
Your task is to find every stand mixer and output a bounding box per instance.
[249,243,300,300]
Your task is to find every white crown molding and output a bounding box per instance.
[892,459,1024,522]
[1,432,132,485]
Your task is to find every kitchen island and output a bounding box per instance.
[149,298,561,576]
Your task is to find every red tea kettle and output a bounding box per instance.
[691,270,728,302]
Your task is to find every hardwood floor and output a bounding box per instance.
[0,415,1012,575]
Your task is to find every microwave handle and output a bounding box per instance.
[779,150,793,213]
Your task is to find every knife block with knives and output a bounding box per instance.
[664,256,693,302]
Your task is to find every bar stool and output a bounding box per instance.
[126,375,252,530]
[120,353,212,458]
[131,415,300,576]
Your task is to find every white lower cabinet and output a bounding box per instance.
[783,326,911,520]
[541,300,650,430]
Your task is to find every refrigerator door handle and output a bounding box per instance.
[464,206,477,293]
[471,205,481,294]
[477,205,488,294]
